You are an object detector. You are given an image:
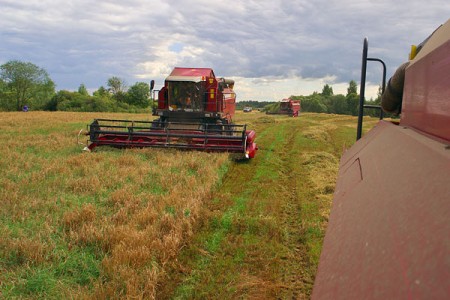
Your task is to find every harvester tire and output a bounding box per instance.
[151,118,164,129]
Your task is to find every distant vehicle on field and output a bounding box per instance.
[266,98,301,117]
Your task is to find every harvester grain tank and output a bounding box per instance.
[312,20,450,299]
[83,67,257,158]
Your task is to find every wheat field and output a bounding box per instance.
[0,111,378,299]
[0,111,231,298]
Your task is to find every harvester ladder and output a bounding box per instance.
[357,38,387,140]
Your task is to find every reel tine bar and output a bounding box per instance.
[87,119,248,153]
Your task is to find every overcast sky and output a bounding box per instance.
[1,0,449,101]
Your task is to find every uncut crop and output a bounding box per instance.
[0,112,229,299]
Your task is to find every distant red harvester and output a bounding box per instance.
[267,98,301,117]
[83,67,257,158]
[312,20,450,299]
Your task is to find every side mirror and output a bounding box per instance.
[150,80,155,91]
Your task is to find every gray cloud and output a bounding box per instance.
[0,0,448,100]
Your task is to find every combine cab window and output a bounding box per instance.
[167,81,205,111]
[280,102,290,112]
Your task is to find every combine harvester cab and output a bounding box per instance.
[312,20,450,299]
[83,68,257,159]
[280,98,301,117]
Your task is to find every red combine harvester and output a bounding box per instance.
[312,20,450,299]
[83,67,257,158]
[267,98,301,117]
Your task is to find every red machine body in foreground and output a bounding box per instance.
[267,98,301,117]
[312,20,450,299]
[85,67,257,158]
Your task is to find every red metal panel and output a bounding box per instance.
[401,40,450,142]
[158,87,167,109]
[169,67,214,78]
[203,77,218,113]
[312,120,450,299]
[222,88,236,122]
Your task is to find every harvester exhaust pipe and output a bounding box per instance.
[222,79,234,86]
[219,78,235,90]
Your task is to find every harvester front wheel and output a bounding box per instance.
[203,120,224,135]
[151,118,165,129]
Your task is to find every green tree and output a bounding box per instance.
[301,93,327,113]
[126,82,150,107]
[321,84,334,97]
[329,94,348,115]
[0,78,14,111]
[375,85,383,104]
[32,79,56,110]
[0,60,54,111]
[93,86,109,98]
[107,77,127,102]
[78,84,89,96]
[344,80,358,116]
[45,90,114,112]
[45,90,81,111]
[347,80,358,96]
[107,77,126,95]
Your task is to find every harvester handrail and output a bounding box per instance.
[357,38,387,140]
[94,119,246,128]
[95,118,155,124]
[93,126,244,135]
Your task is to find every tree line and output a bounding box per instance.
[243,82,387,118]
[290,82,384,117]
[0,60,154,113]
[1,60,387,117]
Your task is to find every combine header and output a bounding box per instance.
[312,20,450,299]
[83,68,257,158]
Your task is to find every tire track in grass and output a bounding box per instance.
[162,120,288,299]
[246,117,320,299]
[278,124,322,299]
[161,115,340,299]
[279,114,359,298]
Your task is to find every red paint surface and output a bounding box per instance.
[401,40,450,142]
[169,67,214,77]
[312,121,450,299]
[158,67,237,118]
